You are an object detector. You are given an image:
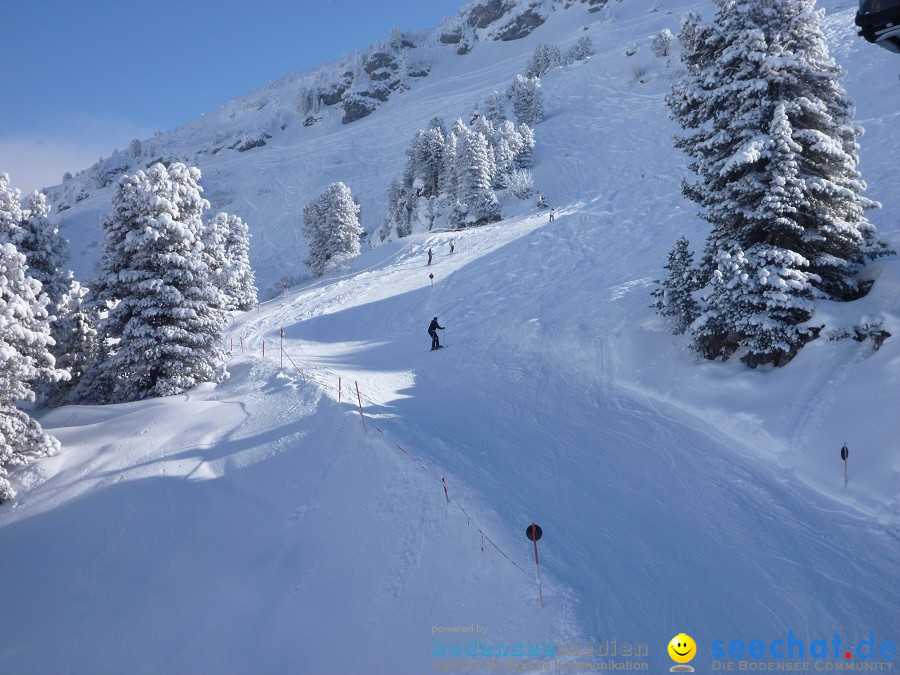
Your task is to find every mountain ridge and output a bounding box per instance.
[43,0,614,296]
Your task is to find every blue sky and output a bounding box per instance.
[0,0,463,193]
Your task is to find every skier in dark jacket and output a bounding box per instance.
[428,317,444,350]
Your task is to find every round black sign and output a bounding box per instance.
[841,444,849,461]
[429,273,434,279]
[526,523,542,541]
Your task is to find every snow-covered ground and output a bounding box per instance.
[2,0,899,672]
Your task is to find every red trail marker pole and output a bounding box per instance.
[355,381,367,434]
[262,340,265,358]
[338,377,342,402]
[280,327,284,369]
[441,476,450,504]
[240,336,244,354]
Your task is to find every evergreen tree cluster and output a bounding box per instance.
[303,182,364,278]
[0,163,258,499]
[0,173,68,501]
[507,75,544,127]
[526,43,562,77]
[380,99,535,240]
[82,163,256,402]
[656,0,890,368]
[526,37,594,78]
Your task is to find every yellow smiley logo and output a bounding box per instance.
[668,633,696,664]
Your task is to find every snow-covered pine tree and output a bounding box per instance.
[221,213,257,311]
[202,211,229,306]
[0,241,62,502]
[0,183,75,406]
[204,212,256,311]
[303,182,363,278]
[667,0,889,364]
[482,92,507,124]
[526,43,562,78]
[691,244,816,366]
[94,163,227,402]
[412,127,446,198]
[0,172,24,243]
[428,116,447,138]
[564,35,594,64]
[514,123,535,170]
[440,122,464,200]
[651,28,674,58]
[469,116,498,182]
[456,129,500,227]
[491,123,518,189]
[42,279,100,408]
[670,0,885,294]
[15,191,71,328]
[507,75,544,126]
[380,178,404,242]
[651,236,701,335]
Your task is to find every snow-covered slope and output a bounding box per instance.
[3,0,899,672]
[44,0,642,298]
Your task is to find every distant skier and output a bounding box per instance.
[428,317,445,350]
[549,209,555,222]
[428,247,433,266]
[537,194,546,208]
[449,240,455,254]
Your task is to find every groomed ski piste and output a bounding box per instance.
[2,0,900,672]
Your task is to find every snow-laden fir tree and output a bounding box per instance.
[408,127,445,197]
[42,279,99,408]
[303,182,363,278]
[507,75,544,126]
[651,236,701,335]
[514,123,536,169]
[222,213,257,310]
[651,28,674,58]
[455,128,500,227]
[666,0,889,365]
[15,191,69,308]
[93,163,227,402]
[15,192,73,378]
[0,180,78,406]
[206,212,257,311]
[202,211,229,307]
[439,129,460,200]
[691,244,816,366]
[0,172,24,243]
[0,241,63,502]
[526,43,562,78]
[693,104,822,365]
[564,36,594,64]
[380,178,405,242]
[482,92,507,124]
